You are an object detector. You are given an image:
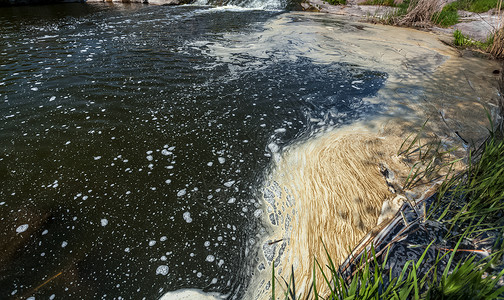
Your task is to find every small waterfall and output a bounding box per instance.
[193,0,288,10]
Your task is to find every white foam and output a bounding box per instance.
[156,265,169,275]
[159,289,225,300]
[183,212,192,223]
[100,219,108,227]
[177,189,187,197]
[205,255,215,262]
[268,143,280,154]
[16,224,29,233]
[224,180,235,187]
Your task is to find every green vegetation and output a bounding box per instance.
[431,2,459,27]
[363,0,500,12]
[454,0,500,13]
[397,119,459,190]
[430,0,502,27]
[454,29,494,51]
[362,0,396,7]
[360,0,500,28]
[431,113,504,237]
[325,0,346,5]
[271,113,504,299]
[272,240,504,299]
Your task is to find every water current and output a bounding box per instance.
[0,3,396,299]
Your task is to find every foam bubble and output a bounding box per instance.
[183,212,192,223]
[205,255,215,262]
[224,180,235,187]
[156,265,169,275]
[268,143,279,153]
[100,219,108,227]
[16,224,29,233]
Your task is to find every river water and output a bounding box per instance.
[2,1,502,299]
[0,3,397,299]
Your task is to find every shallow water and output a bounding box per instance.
[0,4,395,299]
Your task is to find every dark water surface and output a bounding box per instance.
[0,4,386,299]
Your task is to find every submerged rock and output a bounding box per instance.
[0,208,51,268]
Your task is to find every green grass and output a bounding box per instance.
[431,0,500,28]
[362,0,396,6]
[396,119,459,190]
[424,254,504,300]
[431,2,460,27]
[272,240,504,299]
[457,0,501,13]
[324,0,346,5]
[437,0,500,13]
[454,29,494,51]
[431,114,504,240]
